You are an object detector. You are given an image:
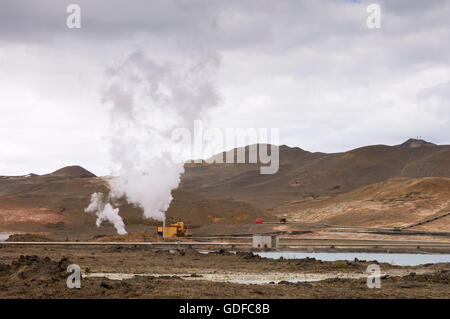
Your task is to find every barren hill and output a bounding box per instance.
[0,138,449,238]
[0,168,269,239]
[179,139,450,211]
[47,166,97,178]
[285,177,450,228]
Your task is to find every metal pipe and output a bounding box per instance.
[162,218,166,238]
[1,241,450,248]
[0,241,249,246]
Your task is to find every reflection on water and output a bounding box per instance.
[256,252,450,266]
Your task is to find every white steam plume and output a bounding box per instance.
[84,192,127,235]
[85,50,220,233]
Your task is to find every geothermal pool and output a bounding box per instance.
[84,267,432,285]
[84,271,370,284]
[78,250,450,285]
[255,252,450,266]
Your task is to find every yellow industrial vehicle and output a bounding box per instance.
[157,221,187,238]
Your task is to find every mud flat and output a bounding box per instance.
[0,245,448,298]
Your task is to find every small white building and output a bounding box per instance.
[252,234,278,249]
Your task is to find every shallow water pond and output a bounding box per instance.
[255,252,450,266]
[84,271,368,284]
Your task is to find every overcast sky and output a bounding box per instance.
[0,0,449,176]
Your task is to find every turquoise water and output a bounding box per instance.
[256,252,450,266]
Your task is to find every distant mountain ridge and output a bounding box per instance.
[0,138,448,237]
[0,166,96,179]
[174,138,450,231]
[46,165,96,178]
[179,138,450,211]
[399,138,437,148]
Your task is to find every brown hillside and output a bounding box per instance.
[285,177,450,229]
[47,166,96,178]
[180,140,450,211]
[0,139,449,238]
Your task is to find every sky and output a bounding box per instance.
[0,0,449,176]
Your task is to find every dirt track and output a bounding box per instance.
[0,246,448,298]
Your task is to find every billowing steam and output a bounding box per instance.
[84,192,127,235]
[85,50,220,233]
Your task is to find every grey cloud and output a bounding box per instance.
[0,0,449,175]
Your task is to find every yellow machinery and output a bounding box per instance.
[157,221,187,238]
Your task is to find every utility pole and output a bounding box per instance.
[163,218,166,238]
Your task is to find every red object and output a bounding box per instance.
[255,218,264,224]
